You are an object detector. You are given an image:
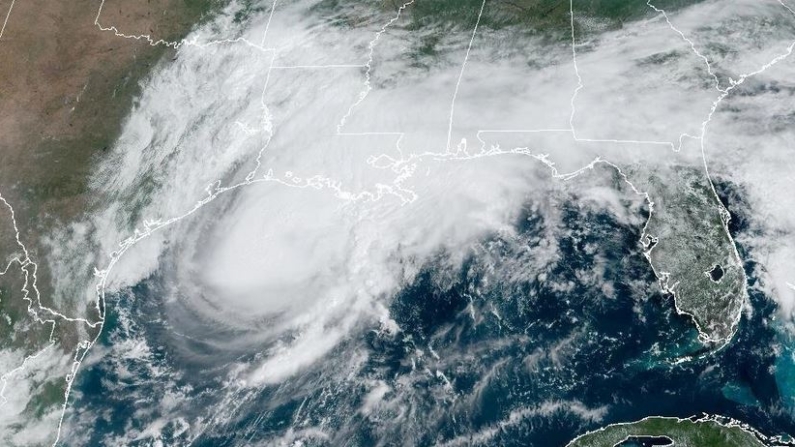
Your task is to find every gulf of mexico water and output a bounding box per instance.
[67,183,795,446]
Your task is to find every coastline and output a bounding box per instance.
[0,0,225,442]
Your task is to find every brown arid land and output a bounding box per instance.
[0,0,221,324]
[0,0,221,437]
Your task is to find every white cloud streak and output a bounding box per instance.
[74,0,795,399]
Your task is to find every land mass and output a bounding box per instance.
[0,0,223,442]
[567,415,772,447]
[640,166,746,346]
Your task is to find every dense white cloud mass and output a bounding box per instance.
[76,0,795,395]
[706,54,795,316]
[18,2,785,444]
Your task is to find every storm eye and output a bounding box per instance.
[707,264,724,282]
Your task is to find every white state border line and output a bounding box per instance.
[0,0,14,41]
[5,0,787,445]
[0,194,95,411]
[445,0,487,151]
[94,0,367,69]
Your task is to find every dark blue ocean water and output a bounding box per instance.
[69,182,795,446]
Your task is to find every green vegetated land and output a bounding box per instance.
[642,167,746,345]
[406,0,707,32]
[567,417,767,447]
[0,0,229,430]
[1,0,229,335]
[310,0,706,33]
[309,0,709,72]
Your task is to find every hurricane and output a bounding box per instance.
[2,0,795,445]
